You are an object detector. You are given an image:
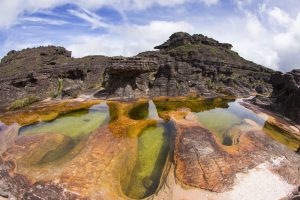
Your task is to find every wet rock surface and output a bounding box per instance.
[0,97,299,199]
[0,125,137,199]
[0,32,274,111]
[172,112,300,192]
[0,99,170,199]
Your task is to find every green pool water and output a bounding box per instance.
[124,124,170,199]
[195,99,299,149]
[19,103,110,139]
[197,109,242,143]
[12,98,300,199]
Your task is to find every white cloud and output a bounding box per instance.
[195,12,280,70]
[68,8,108,29]
[268,7,292,28]
[233,0,253,10]
[199,0,219,6]
[272,13,300,71]
[19,16,68,25]
[66,20,194,57]
[0,0,219,28]
[0,0,68,28]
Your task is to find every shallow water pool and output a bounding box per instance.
[19,103,110,139]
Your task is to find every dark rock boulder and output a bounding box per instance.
[271,70,300,122]
[249,69,300,123]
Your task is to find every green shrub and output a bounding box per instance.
[9,95,40,110]
[57,78,63,97]
[206,79,215,89]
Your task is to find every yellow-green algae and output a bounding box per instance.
[128,102,149,120]
[16,103,110,166]
[153,97,300,150]
[196,109,242,143]
[0,99,102,126]
[123,124,170,199]
[19,103,108,139]
[19,106,108,139]
[154,97,233,113]
[263,122,300,151]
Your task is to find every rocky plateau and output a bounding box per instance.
[0,32,274,110]
[0,32,299,200]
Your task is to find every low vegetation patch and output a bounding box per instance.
[9,95,40,110]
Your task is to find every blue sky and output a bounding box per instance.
[0,0,300,72]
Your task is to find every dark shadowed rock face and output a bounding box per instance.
[0,32,274,110]
[249,69,300,123]
[271,70,300,122]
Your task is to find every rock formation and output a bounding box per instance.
[0,46,109,111]
[0,32,274,111]
[250,69,300,123]
[98,32,273,99]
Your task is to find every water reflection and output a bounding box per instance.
[195,99,299,150]
[147,100,160,120]
[19,102,110,139]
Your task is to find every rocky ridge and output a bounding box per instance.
[0,32,274,111]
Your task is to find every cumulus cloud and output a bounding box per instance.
[67,20,194,57]
[0,0,299,72]
[272,13,300,71]
[267,7,293,28]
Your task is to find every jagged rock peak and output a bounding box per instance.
[155,32,233,50]
[0,46,71,64]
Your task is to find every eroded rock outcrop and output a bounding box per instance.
[100,32,273,99]
[250,69,300,123]
[0,32,274,111]
[0,46,109,110]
